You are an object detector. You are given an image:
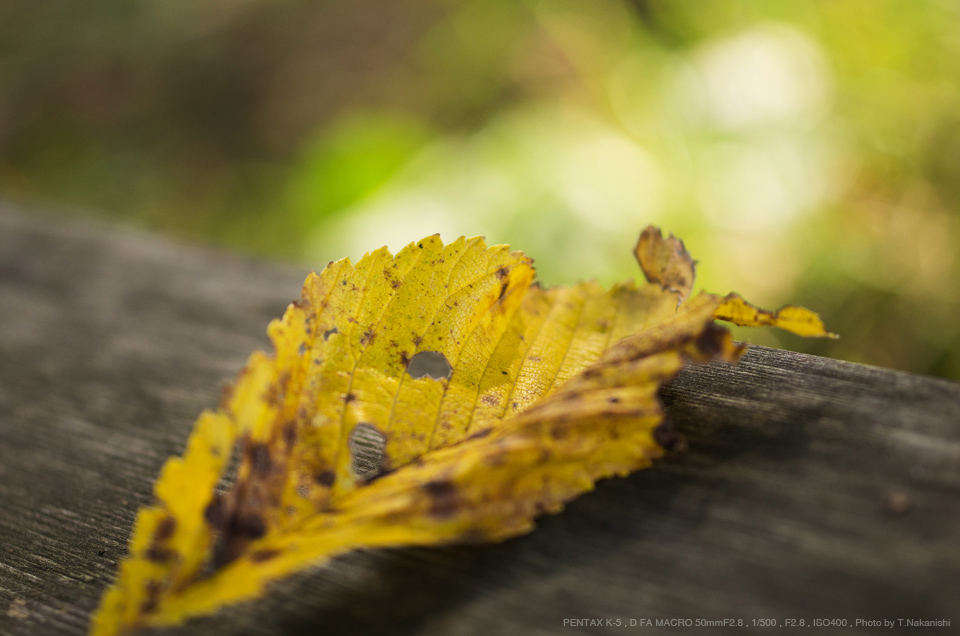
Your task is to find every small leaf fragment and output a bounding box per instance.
[634,225,696,301]
[91,227,833,635]
[715,293,838,339]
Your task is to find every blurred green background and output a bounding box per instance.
[2,0,959,379]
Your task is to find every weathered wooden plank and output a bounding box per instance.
[1,201,958,635]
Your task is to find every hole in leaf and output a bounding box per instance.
[407,351,452,380]
[348,423,386,480]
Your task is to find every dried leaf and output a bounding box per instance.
[715,293,839,339]
[634,226,696,301]
[91,225,833,635]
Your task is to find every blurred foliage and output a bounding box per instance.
[1,0,959,379]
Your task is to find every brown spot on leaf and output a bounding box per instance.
[140,580,161,615]
[423,480,459,519]
[314,470,336,487]
[692,322,725,358]
[283,421,297,447]
[218,383,236,410]
[249,548,282,563]
[145,546,174,563]
[144,516,178,561]
[323,327,338,340]
[495,266,509,280]
[498,280,509,301]
[481,394,498,406]
[248,444,273,476]
[361,329,376,345]
[204,495,224,529]
[233,514,267,540]
[485,452,508,467]
[264,372,291,408]
[345,393,357,404]
[154,515,177,542]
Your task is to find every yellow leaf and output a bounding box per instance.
[90,226,831,635]
[714,293,838,339]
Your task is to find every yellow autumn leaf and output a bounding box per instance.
[714,293,839,339]
[90,226,833,636]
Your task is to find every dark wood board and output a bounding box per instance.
[1,201,958,635]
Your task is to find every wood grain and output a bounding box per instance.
[1,201,958,635]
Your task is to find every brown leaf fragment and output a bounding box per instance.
[634,226,697,301]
